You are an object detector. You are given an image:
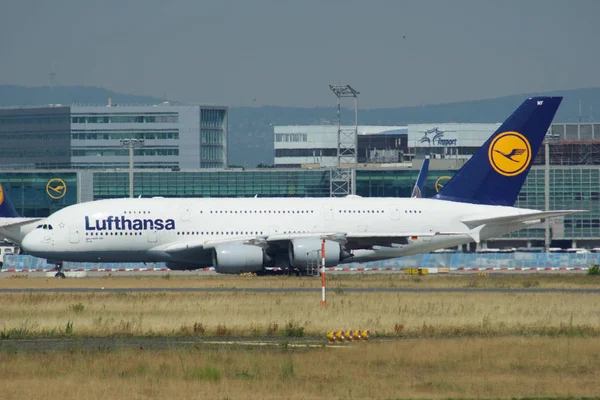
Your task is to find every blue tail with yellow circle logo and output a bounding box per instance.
[0,184,21,218]
[434,96,562,206]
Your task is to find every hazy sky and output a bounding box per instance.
[1,0,599,108]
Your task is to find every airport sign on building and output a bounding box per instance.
[408,123,501,148]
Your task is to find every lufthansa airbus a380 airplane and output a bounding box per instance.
[0,97,585,277]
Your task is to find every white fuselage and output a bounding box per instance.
[20,196,536,266]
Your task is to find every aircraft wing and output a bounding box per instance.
[149,236,270,258]
[266,231,437,250]
[147,240,213,266]
[0,217,43,228]
[461,210,587,229]
[151,230,442,258]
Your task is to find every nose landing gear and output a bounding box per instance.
[53,262,65,279]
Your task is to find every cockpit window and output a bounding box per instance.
[48,225,53,230]
[36,225,42,229]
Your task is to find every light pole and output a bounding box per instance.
[329,84,359,197]
[120,139,145,198]
[544,132,560,251]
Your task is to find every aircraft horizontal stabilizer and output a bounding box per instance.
[461,210,587,229]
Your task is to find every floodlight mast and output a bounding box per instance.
[329,85,359,197]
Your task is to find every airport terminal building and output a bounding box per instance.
[274,125,408,167]
[276,122,600,166]
[0,103,228,170]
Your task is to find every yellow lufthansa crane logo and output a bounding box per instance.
[46,178,67,199]
[488,131,532,177]
[0,184,5,205]
[435,176,451,193]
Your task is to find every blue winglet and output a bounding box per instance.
[0,184,20,218]
[412,157,430,198]
[434,97,562,206]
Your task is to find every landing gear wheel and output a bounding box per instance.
[53,262,65,278]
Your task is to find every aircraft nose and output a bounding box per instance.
[21,232,39,252]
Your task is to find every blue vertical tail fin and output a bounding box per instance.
[434,97,562,206]
[411,157,430,198]
[0,184,20,218]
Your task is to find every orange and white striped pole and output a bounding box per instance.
[321,239,326,308]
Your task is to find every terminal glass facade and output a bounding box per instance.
[510,167,600,240]
[200,108,227,168]
[93,170,331,199]
[1,166,599,243]
[0,172,77,217]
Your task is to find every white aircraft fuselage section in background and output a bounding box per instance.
[21,196,539,265]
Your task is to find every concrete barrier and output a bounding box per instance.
[45,271,87,278]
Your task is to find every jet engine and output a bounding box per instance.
[288,239,342,269]
[212,243,266,274]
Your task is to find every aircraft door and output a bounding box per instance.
[147,230,157,243]
[180,205,190,221]
[389,204,400,220]
[69,228,79,244]
[423,226,434,242]
[323,205,333,221]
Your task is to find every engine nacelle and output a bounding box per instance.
[288,239,341,269]
[212,243,265,274]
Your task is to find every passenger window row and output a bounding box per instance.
[86,232,142,236]
[338,210,383,214]
[207,210,314,214]
[177,231,264,236]
[336,209,422,214]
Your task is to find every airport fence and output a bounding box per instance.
[1,252,599,271]
[2,255,164,270]
[344,252,598,270]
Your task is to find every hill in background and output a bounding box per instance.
[1,85,598,167]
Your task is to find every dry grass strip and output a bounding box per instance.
[1,337,599,399]
[1,291,599,338]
